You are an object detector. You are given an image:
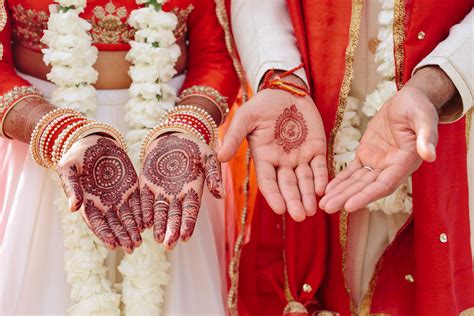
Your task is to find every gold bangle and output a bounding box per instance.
[140,121,205,164]
[178,85,229,121]
[169,105,219,146]
[29,108,84,168]
[50,120,88,165]
[58,121,127,165]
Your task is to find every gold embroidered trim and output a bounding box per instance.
[214,0,248,102]
[10,4,49,50]
[326,0,363,314]
[90,1,134,44]
[171,5,194,42]
[179,85,229,123]
[227,149,251,316]
[466,107,472,146]
[393,0,406,90]
[0,0,6,60]
[0,86,42,137]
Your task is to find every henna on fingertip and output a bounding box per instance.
[153,193,169,243]
[180,188,200,242]
[140,185,155,229]
[129,188,143,232]
[84,200,118,249]
[105,208,134,253]
[204,153,225,199]
[118,202,142,246]
[164,197,182,250]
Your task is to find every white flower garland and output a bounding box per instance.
[41,0,179,314]
[334,0,412,214]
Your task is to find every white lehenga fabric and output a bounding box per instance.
[0,73,227,315]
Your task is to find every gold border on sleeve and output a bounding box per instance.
[326,0,363,313]
[393,0,406,90]
[466,107,472,146]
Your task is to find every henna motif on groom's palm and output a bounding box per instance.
[274,104,308,153]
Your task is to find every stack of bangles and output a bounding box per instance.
[260,64,309,97]
[29,108,126,168]
[140,105,218,163]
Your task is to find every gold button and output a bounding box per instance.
[368,37,380,53]
[405,274,414,283]
[302,283,312,293]
[440,233,448,243]
[417,31,426,40]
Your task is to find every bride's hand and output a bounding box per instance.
[139,133,224,250]
[56,135,143,253]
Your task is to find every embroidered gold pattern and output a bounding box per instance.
[466,107,472,146]
[90,1,134,44]
[326,0,363,314]
[180,85,229,123]
[172,5,194,41]
[10,5,49,50]
[393,0,406,90]
[0,86,42,137]
[0,0,6,60]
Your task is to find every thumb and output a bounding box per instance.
[218,105,254,162]
[413,105,439,162]
[58,165,84,211]
[205,153,226,199]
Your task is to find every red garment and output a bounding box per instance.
[0,0,239,115]
[237,1,473,315]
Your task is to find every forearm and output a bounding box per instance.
[176,97,222,126]
[3,97,55,143]
[406,66,461,117]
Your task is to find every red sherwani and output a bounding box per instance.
[235,1,474,315]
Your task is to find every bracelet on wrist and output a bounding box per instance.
[29,108,126,168]
[140,105,218,164]
[260,64,308,97]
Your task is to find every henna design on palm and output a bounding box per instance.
[274,104,308,153]
[142,134,202,196]
[81,138,137,207]
[180,188,200,241]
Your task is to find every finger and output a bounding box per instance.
[295,164,317,216]
[205,153,225,199]
[58,165,84,211]
[164,197,182,250]
[153,194,169,243]
[322,169,380,213]
[118,202,142,247]
[411,103,438,162]
[344,167,401,212]
[254,159,286,214]
[320,167,368,211]
[83,200,118,250]
[218,106,253,162]
[140,184,155,229]
[310,155,328,196]
[129,189,143,232]
[180,188,201,242]
[324,160,362,194]
[277,167,306,222]
[105,208,134,253]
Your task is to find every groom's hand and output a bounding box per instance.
[320,66,461,213]
[218,75,328,222]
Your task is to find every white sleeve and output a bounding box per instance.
[231,0,308,93]
[413,9,473,121]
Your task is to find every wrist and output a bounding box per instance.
[408,66,460,111]
[258,65,309,97]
